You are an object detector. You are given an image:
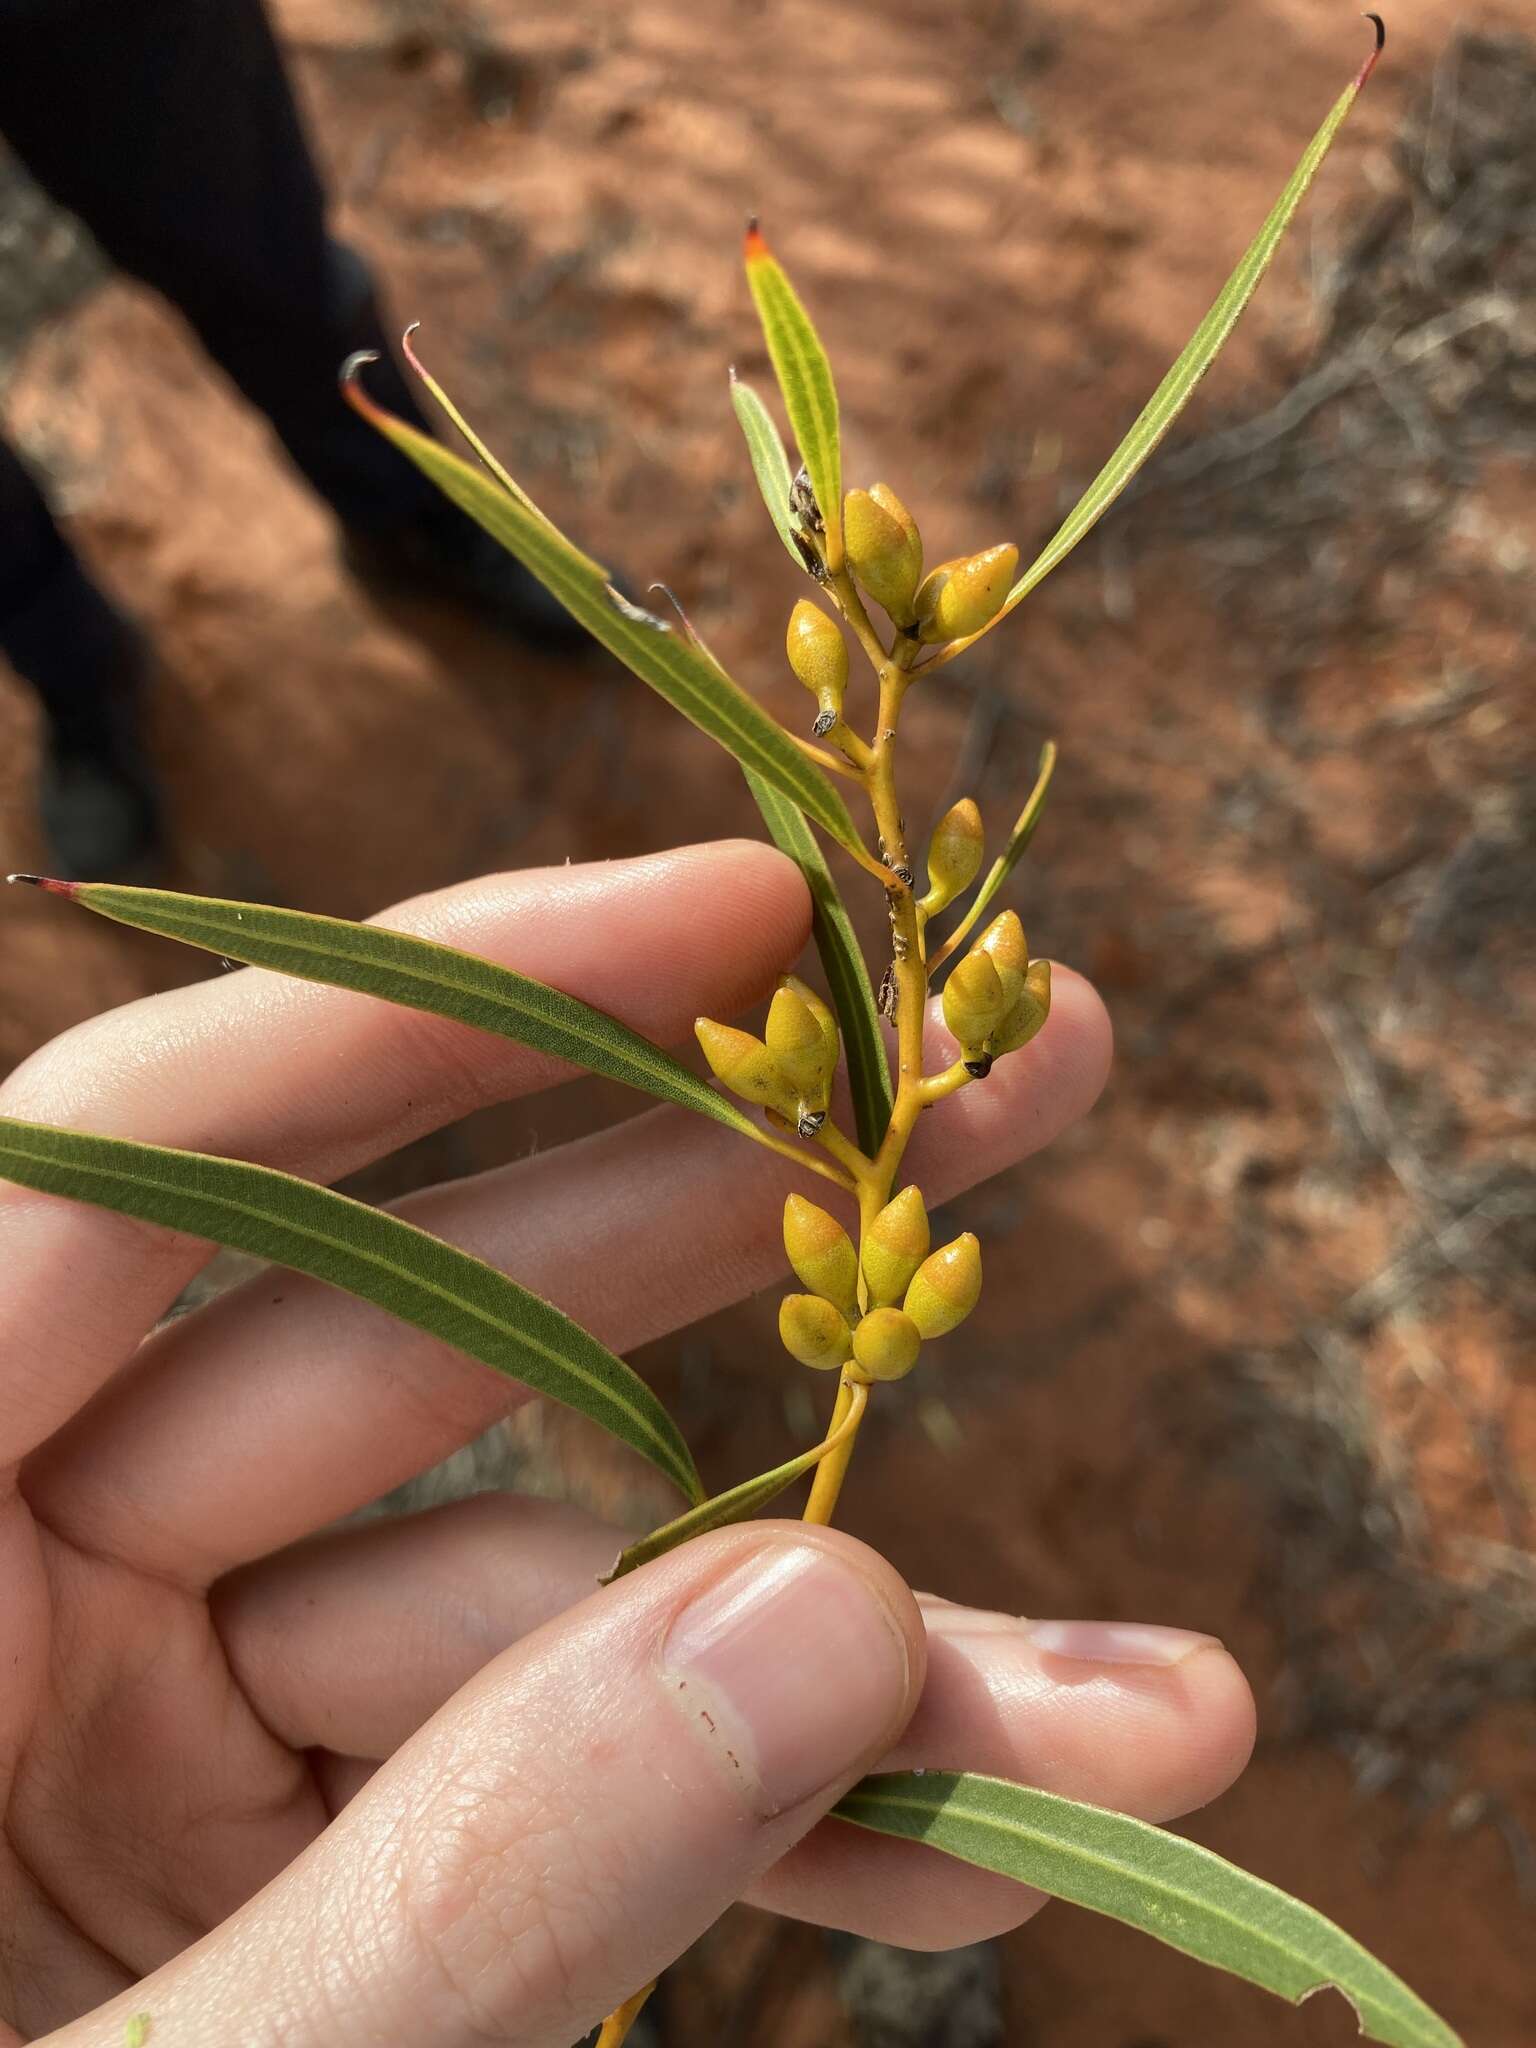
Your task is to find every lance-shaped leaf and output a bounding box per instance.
[342,359,864,859]
[929,741,1056,973]
[744,770,893,1153]
[16,878,770,1145]
[729,371,804,569]
[603,1381,867,1582]
[0,1117,703,1504]
[935,18,1386,664]
[834,1771,1461,2048]
[743,225,844,571]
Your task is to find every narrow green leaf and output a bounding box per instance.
[744,771,892,1153]
[33,880,772,1147]
[729,371,804,569]
[0,1117,703,1503]
[834,1770,1461,2048]
[603,1383,865,1582]
[743,226,844,570]
[342,365,864,859]
[943,21,1385,659]
[930,740,1056,971]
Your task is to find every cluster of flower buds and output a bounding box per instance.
[940,908,1052,1078]
[696,975,839,1138]
[778,1187,982,1383]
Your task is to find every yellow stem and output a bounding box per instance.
[802,1373,870,1525]
[739,1118,857,1193]
[813,1116,875,1188]
[788,732,862,780]
[919,1060,975,1105]
[596,1981,656,2047]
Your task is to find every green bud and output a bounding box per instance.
[974,908,1028,1010]
[941,950,1009,1063]
[782,1193,859,1316]
[992,957,1052,1056]
[922,798,984,915]
[844,484,924,626]
[695,1017,795,1118]
[786,598,849,732]
[852,1305,923,1381]
[914,543,1019,644]
[861,1184,930,1306]
[779,1292,854,1371]
[904,1232,982,1338]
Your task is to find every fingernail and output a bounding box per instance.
[1026,1619,1221,1667]
[663,1542,911,1813]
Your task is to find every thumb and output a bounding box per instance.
[64,1525,923,2048]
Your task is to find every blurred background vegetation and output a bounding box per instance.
[1,2,1531,2041]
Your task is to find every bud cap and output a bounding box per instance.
[904,1233,982,1338]
[861,1184,931,1306]
[782,1193,859,1316]
[786,599,849,720]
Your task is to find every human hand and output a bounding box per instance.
[0,842,1253,2046]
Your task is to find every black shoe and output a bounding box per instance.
[342,502,594,653]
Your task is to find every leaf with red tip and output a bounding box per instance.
[937,18,1387,661]
[341,361,863,857]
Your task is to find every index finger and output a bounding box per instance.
[0,840,810,1468]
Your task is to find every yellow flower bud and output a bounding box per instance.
[904,1233,982,1338]
[767,975,838,1095]
[852,1305,923,1381]
[992,958,1052,1056]
[844,484,923,626]
[940,950,1009,1064]
[914,543,1019,644]
[974,908,1028,1009]
[922,798,984,916]
[785,598,849,733]
[861,1184,930,1306]
[782,1193,859,1316]
[695,1017,795,1117]
[779,1292,853,1371]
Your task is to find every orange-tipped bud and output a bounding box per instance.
[922,798,984,916]
[914,543,1019,644]
[904,1232,982,1338]
[974,908,1028,1008]
[941,950,1009,1061]
[844,484,924,626]
[782,1193,859,1316]
[786,598,849,731]
[992,957,1052,1056]
[695,1017,795,1117]
[861,1184,930,1306]
[852,1305,923,1381]
[779,1292,853,1371]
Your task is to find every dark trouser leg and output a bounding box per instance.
[0,0,438,535]
[0,438,142,744]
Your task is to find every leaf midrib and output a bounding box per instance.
[0,1125,683,1477]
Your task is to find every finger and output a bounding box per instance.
[0,841,810,1467]
[746,1595,1258,1947]
[216,1500,1253,1954]
[32,971,1112,1580]
[58,1527,925,2048]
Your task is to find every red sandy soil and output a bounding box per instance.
[2,2,1532,2041]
